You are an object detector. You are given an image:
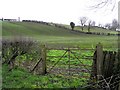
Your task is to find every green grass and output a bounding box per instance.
[2,22,82,37]
[2,21,119,88]
[2,49,93,88]
[59,24,118,34]
[2,21,118,49]
[74,26,118,34]
[2,64,88,88]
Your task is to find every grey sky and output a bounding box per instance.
[0,0,119,25]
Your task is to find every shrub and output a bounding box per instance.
[2,37,41,70]
[107,33,110,36]
[86,32,92,34]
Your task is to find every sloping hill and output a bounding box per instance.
[74,26,118,34]
[59,24,118,35]
[2,21,118,49]
[2,22,85,37]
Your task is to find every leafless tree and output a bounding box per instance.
[87,20,96,32]
[105,23,111,29]
[88,20,92,32]
[80,17,88,31]
[98,23,102,27]
[112,19,119,30]
[91,21,96,26]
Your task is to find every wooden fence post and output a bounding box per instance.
[96,43,103,80]
[119,82,120,90]
[68,48,70,75]
[41,44,47,75]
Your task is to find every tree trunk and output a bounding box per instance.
[81,27,83,31]
[88,26,90,32]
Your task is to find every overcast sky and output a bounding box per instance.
[0,0,120,25]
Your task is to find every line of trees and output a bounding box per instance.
[104,19,119,30]
[70,17,119,32]
[70,17,96,32]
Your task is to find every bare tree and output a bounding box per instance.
[112,19,118,30]
[91,21,96,26]
[80,17,88,31]
[98,23,102,27]
[88,20,92,32]
[87,20,96,32]
[105,23,111,29]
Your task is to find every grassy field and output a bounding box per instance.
[74,26,118,34]
[3,64,89,88]
[2,21,119,88]
[2,21,118,49]
[3,49,93,88]
[63,24,118,34]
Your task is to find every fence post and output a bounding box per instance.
[119,82,120,90]
[96,43,103,80]
[41,44,47,75]
[68,48,70,75]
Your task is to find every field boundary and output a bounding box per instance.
[31,43,120,89]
